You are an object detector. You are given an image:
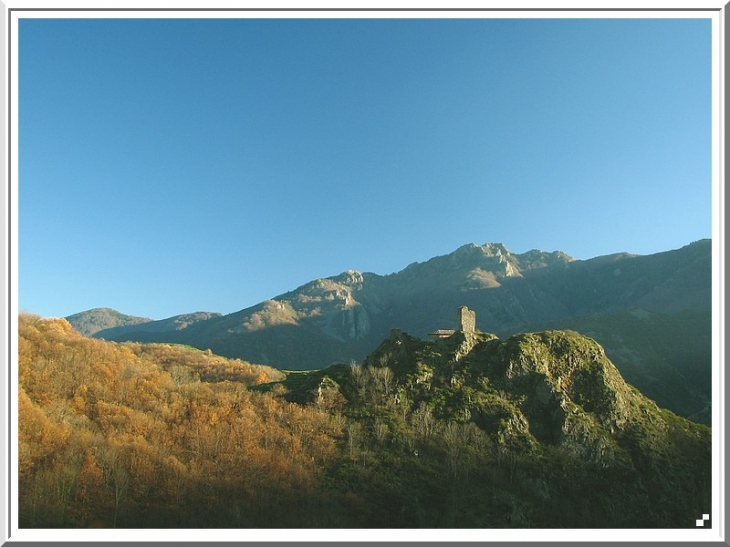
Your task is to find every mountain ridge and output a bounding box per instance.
[69,240,708,333]
[65,239,712,423]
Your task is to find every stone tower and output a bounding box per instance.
[457,306,476,332]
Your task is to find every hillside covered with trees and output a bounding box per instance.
[19,314,710,528]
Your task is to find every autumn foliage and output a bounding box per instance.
[18,314,349,528]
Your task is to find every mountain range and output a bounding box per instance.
[66,239,712,424]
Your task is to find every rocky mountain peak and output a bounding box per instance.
[480,242,511,255]
[398,243,576,291]
[453,242,481,255]
[333,270,364,286]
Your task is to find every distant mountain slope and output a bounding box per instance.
[67,310,222,339]
[69,239,712,423]
[65,307,152,337]
[96,311,222,338]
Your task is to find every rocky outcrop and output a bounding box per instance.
[277,326,710,528]
[361,327,707,467]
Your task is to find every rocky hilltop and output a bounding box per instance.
[66,239,712,423]
[274,327,711,527]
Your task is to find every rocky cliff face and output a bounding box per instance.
[283,270,376,341]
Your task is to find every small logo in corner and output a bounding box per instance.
[696,514,710,527]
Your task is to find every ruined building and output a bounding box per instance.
[429,306,477,340]
[457,306,476,332]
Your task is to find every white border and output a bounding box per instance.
[5,8,726,19]
[4,5,725,543]
[710,6,725,544]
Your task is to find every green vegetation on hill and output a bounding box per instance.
[511,308,711,424]
[23,314,709,528]
[271,329,711,528]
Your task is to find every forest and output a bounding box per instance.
[18,314,710,528]
[19,313,348,527]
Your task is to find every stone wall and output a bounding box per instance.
[458,306,476,332]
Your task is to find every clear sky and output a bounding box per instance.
[18,16,713,320]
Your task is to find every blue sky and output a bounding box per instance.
[18,16,713,320]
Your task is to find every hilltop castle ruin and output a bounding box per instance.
[429,306,476,340]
